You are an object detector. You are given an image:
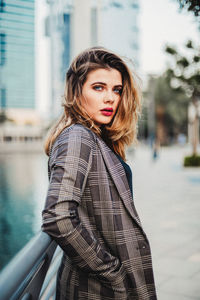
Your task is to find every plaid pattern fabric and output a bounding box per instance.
[42,124,157,300]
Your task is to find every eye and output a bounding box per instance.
[93,85,103,91]
[114,87,122,95]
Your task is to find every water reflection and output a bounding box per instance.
[0,152,48,270]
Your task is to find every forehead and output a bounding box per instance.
[85,68,122,84]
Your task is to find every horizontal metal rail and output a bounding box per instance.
[0,231,62,300]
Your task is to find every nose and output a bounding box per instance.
[103,90,115,103]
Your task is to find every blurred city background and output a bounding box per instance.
[0,0,199,299]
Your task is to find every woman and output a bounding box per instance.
[42,47,157,300]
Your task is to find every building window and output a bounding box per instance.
[131,41,139,50]
[110,1,123,9]
[0,88,6,109]
[130,3,139,9]
[0,33,6,66]
[0,0,5,12]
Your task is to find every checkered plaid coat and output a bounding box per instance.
[42,124,157,300]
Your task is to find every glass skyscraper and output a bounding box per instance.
[0,0,35,111]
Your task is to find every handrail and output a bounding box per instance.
[0,231,62,300]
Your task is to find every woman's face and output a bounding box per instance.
[80,68,122,126]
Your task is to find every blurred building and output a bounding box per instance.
[45,0,97,118]
[44,0,73,119]
[0,0,39,125]
[100,0,140,69]
[46,0,140,120]
[0,0,140,123]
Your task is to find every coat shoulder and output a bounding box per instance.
[50,124,97,159]
[58,124,97,143]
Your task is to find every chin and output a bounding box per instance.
[97,118,113,125]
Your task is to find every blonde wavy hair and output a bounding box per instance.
[45,47,142,160]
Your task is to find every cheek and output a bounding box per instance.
[81,93,99,113]
[87,92,102,106]
[81,91,93,106]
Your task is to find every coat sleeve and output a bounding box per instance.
[42,126,126,290]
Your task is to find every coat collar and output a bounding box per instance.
[96,137,143,231]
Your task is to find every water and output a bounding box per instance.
[0,152,49,270]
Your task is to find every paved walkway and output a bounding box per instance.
[127,144,200,300]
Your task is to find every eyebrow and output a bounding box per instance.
[91,82,123,87]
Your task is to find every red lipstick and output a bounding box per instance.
[100,108,113,116]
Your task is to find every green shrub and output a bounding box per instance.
[184,154,200,167]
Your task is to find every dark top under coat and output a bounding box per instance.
[101,128,133,196]
[116,154,133,198]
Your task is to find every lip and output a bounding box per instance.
[100,107,113,117]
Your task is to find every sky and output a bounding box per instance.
[139,0,199,75]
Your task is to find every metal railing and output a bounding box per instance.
[0,232,62,300]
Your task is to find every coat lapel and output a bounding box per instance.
[96,137,143,231]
